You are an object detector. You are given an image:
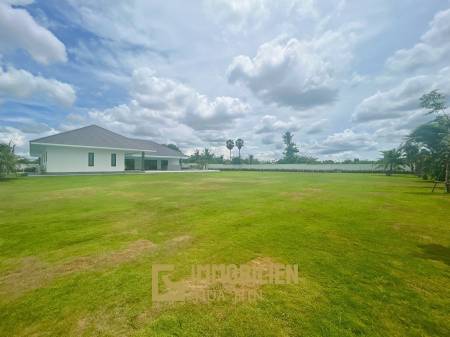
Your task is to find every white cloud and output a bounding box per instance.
[87,104,203,148]
[311,129,377,155]
[0,2,67,64]
[82,68,249,148]
[348,6,450,158]
[306,118,328,134]
[0,116,51,134]
[0,126,26,147]
[130,68,249,130]
[203,0,319,33]
[227,26,361,109]
[353,67,450,123]
[254,115,300,134]
[0,124,57,155]
[385,8,450,73]
[2,0,446,161]
[203,0,269,32]
[0,66,76,106]
[261,133,276,145]
[66,1,157,49]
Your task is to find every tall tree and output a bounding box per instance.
[379,149,403,176]
[0,141,18,177]
[166,144,182,153]
[235,138,244,160]
[192,149,201,162]
[401,141,420,174]
[226,139,234,160]
[282,131,299,163]
[419,90,449,192]
[200,148,213,170]
[415,147,432,179]
[410,118,450,189]
[420,90,447,115]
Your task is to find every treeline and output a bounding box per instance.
[276,131,374,164]
[184,149,265,165]
[379,90,449,193]
[185,144,375,166]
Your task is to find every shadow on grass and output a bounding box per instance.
[418,244,450,266]
[0,177,21,183]
[403,191,448,196]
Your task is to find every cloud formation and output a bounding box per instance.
[0,125,27,147]
[1,1,448,160]
[385,8,450,73]
[131,68,249,130]
[353,67,450,123]
[254,115,300,134]
[203,0,269,32]
[312,129,377,155]
[204,0,319,32]
[81,68,249,149]
[227,27,361,110]
[0,66,76,106]
[0,2,67,64]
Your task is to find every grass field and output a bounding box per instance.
[0,172,449,337]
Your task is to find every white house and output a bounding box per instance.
[29,125,187,173]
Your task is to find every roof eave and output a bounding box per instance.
[29,141,157,153]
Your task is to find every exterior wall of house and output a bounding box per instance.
[167,158,181,170]
[42,146,125,173]
[29,143,183,173]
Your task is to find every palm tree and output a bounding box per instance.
[0,141,18,177]
[226,139,234,160]
[200,148,213,170]
[409,118,450,191]
[400,141,420,174]
[235,138,244,160]
[379,149,403,176]
[419,90,449,192]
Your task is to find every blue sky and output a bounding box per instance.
[1,0,449,160]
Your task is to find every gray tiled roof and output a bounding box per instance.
[30,125,186,157]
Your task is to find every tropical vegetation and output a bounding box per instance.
[0,141,18,177]
[380,90,449,192]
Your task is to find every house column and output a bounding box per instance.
[141,151,145,171]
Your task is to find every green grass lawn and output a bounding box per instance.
[0,172,449,337]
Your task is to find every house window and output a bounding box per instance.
[125,158,135,170]
[88,152,95,166]
[161,160,168,171]
[111,153,117,167]
[144,159,157,170]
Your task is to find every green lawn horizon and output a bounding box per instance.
[0,172,449,336]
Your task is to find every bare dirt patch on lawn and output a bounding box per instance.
[43,187,99,200]
[281,187,324,200]
[281,191,308,200]
[0,238,179,299]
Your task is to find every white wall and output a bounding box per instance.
[44,146,125,173]
[167,158,181,170]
